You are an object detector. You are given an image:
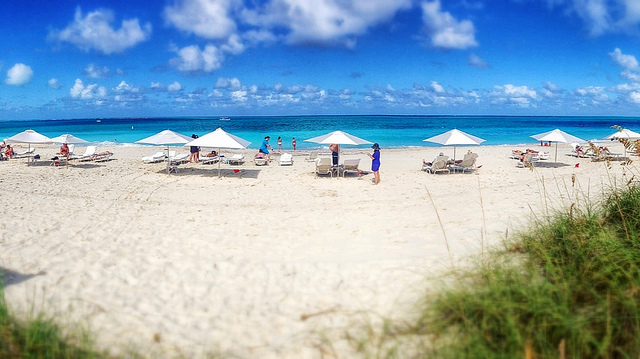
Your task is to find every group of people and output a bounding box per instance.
[1,141,13,160]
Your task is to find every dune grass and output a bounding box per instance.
[0,280,107,358]
[393,183,640,358]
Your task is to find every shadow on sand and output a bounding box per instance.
[0,266,46,287]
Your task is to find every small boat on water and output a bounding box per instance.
[219,116,231,121]
[96,120,102,123]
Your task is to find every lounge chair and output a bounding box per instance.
[254,156,268,166]
[199,155,220,164]
[13,147,36,158]
[168,151,189,164]
[142,151,166,163]
[227,154,245,165]
[517,153,535,168]
[279,153,293,166]
[315,157,334,177]
[71,146,97,161]
[91,151,113,162]
[306,151,318,162]
[450,153,478,173]
[422,155,450,174]
[340,158,361,177]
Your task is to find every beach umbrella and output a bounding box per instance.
[183,127,251,177]
[6,129,52,165]
[304,130,372,175]
[423,129,485,161]
[304,130,373,146]
[531,128,584,162]
[49,134,89,144]
[605,128,640,158]
[136,129,193,173]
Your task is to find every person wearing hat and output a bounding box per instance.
[368,143,381,185]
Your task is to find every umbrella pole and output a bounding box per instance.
[555,142,558,163]
[218,148,221,178]
[166,146,170,174]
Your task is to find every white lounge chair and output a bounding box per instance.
[517,153,535,168]
[199,155,220,164]
[306,151,318,162]
[422,155,450,174]
[340,158,361,177]
[227,154,245,165]
[168,151,189,164]
[71,146,97,161]
[254,157,268,166]
[91,151,114,162]
[450,153,478,173]
[279,153,293,166]
[315,157,334,177]
[142,151,166,163]
[13,147,36,158]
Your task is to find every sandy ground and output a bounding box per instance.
[1,142,637,358]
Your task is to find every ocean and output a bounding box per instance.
[0,115,637,149]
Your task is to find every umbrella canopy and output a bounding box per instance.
[605,128,640,158]
[605,128,640,140]
[7,129,52,144]
[184,127,250,149]
[49,134,89,144]
[304,130,372,145]
[531,129,584,162]
[136,129,192,145]
[184,128,251,178]
[137,129,194,174]
[423,129,485,160]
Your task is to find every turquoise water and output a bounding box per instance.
[0,115,637,149]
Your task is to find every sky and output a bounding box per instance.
[3,0,640,120]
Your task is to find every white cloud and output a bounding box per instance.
[468,53,489,68]
[215,77,241,90]
[610,48,639,71]
[164,0,238,39]
[421,0,478,49]
[242,0,412,47]
[48,78,62,89]
[630,91,640,104]
[170,44,223,73]
[5,63,33,86]
[168,81,182,92]
[51,7,151,54]
[84,64,111,78]
[543,0,640,36]
[69,78,107,99]
[430,81,445,93]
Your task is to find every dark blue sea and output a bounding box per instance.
[0,115,637,149]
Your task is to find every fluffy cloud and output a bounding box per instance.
[48,78,62,89]
[164,0,238,39]
[543,0,640,36]
[491,84,537,107]
[70,78,107,99]
[170,44,223,73]
[168,81,182,92]
[5,63,33,86]
[421,0,477,49]
[215,77,241,90]
[610,48,639,71]
[51,7,151,54]
[468,53,489,68]
[84,64,111,78]
[241,0,412,47]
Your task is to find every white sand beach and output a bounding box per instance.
[1,142,637,358]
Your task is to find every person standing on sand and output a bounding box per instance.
[292,137,296,151]
[329,143,339,166]
[277,136,282,151]
[260,136,273,161]
[189,134,200,163]
[368,143,381,185]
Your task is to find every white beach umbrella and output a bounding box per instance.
[423,129,486,161]
[136,129,193,173]
[183,127,251,177]
[49,134,89,144]
[531,128,584,162]
[6,129,52,165]
[604,128,640,157]
[304,130,373,146]
[304,130,373,174]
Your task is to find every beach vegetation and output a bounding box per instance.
[375,181,640,357]
[0,280,108,358]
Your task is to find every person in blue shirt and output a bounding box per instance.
[368,143,381,185]
[260,136,272,161]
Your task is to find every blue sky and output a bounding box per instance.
[3,0,640,120]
